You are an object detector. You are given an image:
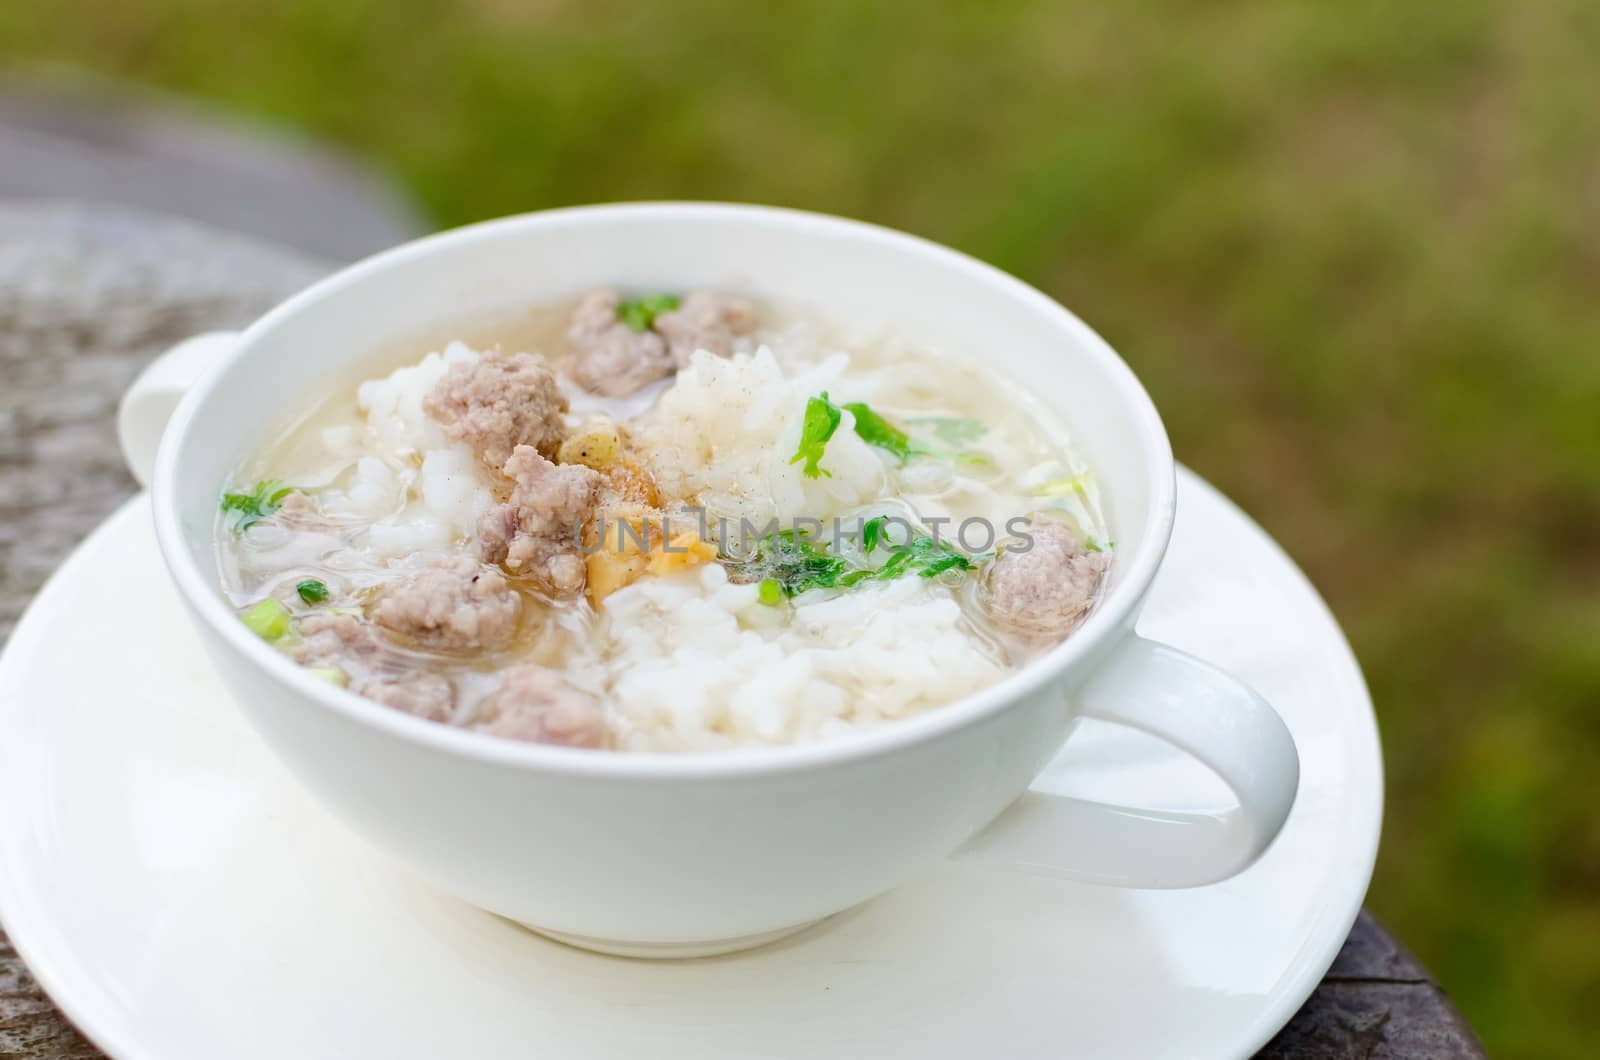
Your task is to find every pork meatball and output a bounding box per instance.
[355,673,455,723]
[565,289,675,397]
[371,555,522,653]
[985,517,1110,644]
[565,289,757,396]
[473,665,607,748]
[424,352,568,467]
[654,291,757,368]
[289,612,367,666]
[478,446,603,596]
[286,613,456,721]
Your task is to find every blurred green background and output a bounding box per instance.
[3,1,1597,1055]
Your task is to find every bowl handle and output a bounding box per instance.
[958,634,1300,888]
[117,331,240,488]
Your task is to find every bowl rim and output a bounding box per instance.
[152,201,1176,780]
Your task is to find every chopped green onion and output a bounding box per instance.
[789,392,843,479]
[757,578,784,606]
[615,293,681,333]
[306,667,347,687]
[241,598,292,642]
[296,579,329,604]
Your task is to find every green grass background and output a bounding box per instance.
[4,1,1597,1055]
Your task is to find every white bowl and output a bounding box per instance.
[120,203,1299,957]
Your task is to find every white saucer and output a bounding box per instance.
[0,468,1381,1060]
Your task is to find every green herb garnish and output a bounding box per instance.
[792,396,986,473]
[306,667,347,687]
[861,515,887,554]
[789,392,844,479]
[726,521,985,598]
[221,480,297,532]
[615,293,681,333]
[843,402,919,463]
[296,579,329,604]
[857,517,980,576]
[241,598,292,642]
[908,416,990,464]
[724,529,847,595]
[867,531,985,581]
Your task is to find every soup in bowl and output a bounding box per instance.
[216,291,1113,752]
[122,204,1298,956]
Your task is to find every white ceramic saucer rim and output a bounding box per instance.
[1192,473,1383,1055]
[0,509,173,1060]
[0,468,1383,1060]
[0,508,158,1060]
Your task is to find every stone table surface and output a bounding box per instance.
[0,202,1487,1059]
